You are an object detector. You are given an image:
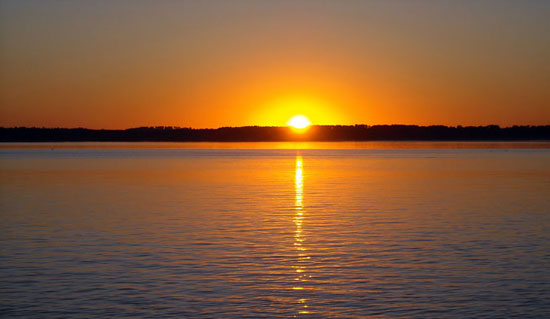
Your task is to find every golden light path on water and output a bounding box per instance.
[2,144,550,317]
[294,156,310,315]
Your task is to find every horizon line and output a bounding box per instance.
[2,124,550,130]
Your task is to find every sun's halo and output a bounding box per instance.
[287,115,311,130]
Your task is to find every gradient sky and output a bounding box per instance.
[1,0,549,128]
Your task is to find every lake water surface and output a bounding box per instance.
[1,142,549,318]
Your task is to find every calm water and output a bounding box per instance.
[1,142,549,318]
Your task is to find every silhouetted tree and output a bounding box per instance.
[1,125,549,142]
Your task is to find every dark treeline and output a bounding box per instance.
[1,125,550,142]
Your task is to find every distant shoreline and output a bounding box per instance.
[1,125,549,142]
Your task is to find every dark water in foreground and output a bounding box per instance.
[1,142,549,318]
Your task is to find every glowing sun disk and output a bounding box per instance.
[287,115,311,129]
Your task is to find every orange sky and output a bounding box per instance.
[0,1,549,128]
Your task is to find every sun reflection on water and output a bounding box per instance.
[293,156,310,315]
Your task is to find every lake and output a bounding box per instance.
[1,142,549,318]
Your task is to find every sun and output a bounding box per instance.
[287,115,311,130]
